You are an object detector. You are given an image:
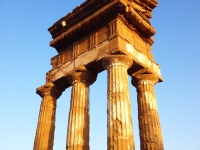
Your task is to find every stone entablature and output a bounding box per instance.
[48,0,157,52]
[51,16,155,70]
[48,0,158,39]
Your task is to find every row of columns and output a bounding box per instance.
[33,55,164,150]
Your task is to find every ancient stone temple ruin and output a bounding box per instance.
[33,0,164,150]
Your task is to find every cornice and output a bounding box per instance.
[48,0,112,39]
[48,0,157,52]
[49,0,127,52]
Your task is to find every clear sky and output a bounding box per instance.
[1,0,200,150]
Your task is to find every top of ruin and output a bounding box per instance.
[46,0,162,87]
[48,0,158,37]
[48,0,158,52]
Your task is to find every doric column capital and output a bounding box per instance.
[66,66,97,86]
[36,82,63,99]
[102,55,133,70]
[131,73,159,87]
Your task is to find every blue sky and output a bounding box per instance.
[1,0,200,150]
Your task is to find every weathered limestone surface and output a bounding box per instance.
[102,55,135,150]
[34,0,164,149]
[34,83,63,150]
[132,74,164,150]
[66,67,97,150]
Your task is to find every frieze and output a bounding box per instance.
[50,46,73,69]
[116,18,150,59]
[133,35,147,55]
[50,18,154,70]
[147,44,154,61]
[57,53,64,67]
[89,33,96,48]
[109,20,117,38]
[116,18,132,43]
[73,42,79,58]
[79,37,89,55]
[97,26,109,44]
[50,26,109,69]
[64,46,73,63]
[51,56,58,70]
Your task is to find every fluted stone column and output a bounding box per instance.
[102,55,135,150]
[66,67,97,150]
[34,82,63,150]
[132,74,164,150]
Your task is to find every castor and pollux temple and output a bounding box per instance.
[33,0,164,150]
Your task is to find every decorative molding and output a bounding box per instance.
[109,20,117,38]
[89,33,96,48]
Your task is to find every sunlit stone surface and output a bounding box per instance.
[34,0,164,150]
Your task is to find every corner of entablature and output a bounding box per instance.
[127,0,154,19]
